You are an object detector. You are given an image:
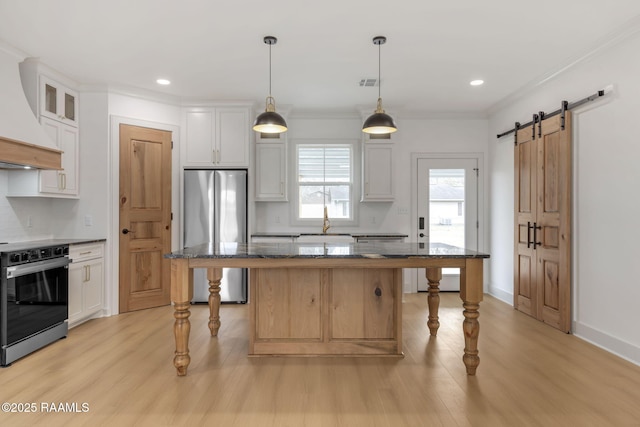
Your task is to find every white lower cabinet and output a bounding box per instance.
[69,243,104,327]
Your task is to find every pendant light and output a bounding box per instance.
[362,36,397,134]
[253,36,288,134]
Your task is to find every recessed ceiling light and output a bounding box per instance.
[470,79,484,86]
[156,78,171,85]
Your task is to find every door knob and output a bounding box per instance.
[419,233,425,238]
[122,228,133,235]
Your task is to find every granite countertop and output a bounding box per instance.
[0,238,106,252]
[251,232,409,238]
[166,241,489,260]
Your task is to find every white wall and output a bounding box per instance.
[488,30,640,365]
[0,171,54,242]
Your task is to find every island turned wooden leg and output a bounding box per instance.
[207,268,223,336]
[425,267,442,336]
[173,301,191,376]
[171,259,193,376]
[460,258,484,375]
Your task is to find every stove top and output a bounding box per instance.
[0,241,70,266]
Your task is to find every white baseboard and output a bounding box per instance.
[573,322,640,367]
[488,285,513,305]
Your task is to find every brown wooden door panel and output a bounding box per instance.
[331,269,396,340]
[254,268,322,340]
[119,124,172,313]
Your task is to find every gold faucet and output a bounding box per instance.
[322,206,331,234]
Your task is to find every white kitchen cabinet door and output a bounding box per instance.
[68,243,104,328]
[68,262,84,322]
[83,258,104,315]
[39,116,79,196]
[362,143,394,201]
[216,108,249,167]
[68,259,103,326]
[183,110,216,166]
[255,142,287,201]
[183,107,249,167]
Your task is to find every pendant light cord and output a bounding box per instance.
[269,43,272,97]
[378,41,381,99]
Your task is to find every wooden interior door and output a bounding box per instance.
[514,113,572,332]
[119,124,172,312]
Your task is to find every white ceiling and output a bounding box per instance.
[2,0,640,116]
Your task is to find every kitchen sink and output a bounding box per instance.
[296,233,353,243]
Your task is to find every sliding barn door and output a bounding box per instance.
[514,113,571,332]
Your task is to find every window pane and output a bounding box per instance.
[299,185,326,218]
[326,185,350,218]
[299,185,350,219]
[298,147,326,182]
[298,146,351,183]
[324,147,351,182]
[429,169,465,247]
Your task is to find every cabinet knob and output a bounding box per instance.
[122,228,134,235]
[374,287,382,297]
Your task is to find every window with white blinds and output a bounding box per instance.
[297,144,353,220]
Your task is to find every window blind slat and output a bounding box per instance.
[298,145,351,183]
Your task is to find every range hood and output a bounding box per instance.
[0,43,62,170]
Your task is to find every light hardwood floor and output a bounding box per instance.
[1,293,639,427]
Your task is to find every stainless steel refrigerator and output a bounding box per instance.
[183,170,247,303]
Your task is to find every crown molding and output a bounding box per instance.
[0,40,28,60]
[486,14,640,116]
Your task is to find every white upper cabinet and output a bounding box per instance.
[361,142,394,202]
[182,107,250,168]
[40,75,78,127]
[255,140,287,201]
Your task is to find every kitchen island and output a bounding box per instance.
[165,242,489,376]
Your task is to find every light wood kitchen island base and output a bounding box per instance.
[166,242,489,376]
[250,268,403,356]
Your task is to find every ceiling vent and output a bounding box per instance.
[359,78,379,87]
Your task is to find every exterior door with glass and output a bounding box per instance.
[416,157,479,291]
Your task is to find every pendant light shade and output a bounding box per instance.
[253,36,287,134]
[253,96,287,133]
[363,36,397,135]
[362,98,398,134]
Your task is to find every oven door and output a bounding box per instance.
[3,257,70,346]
